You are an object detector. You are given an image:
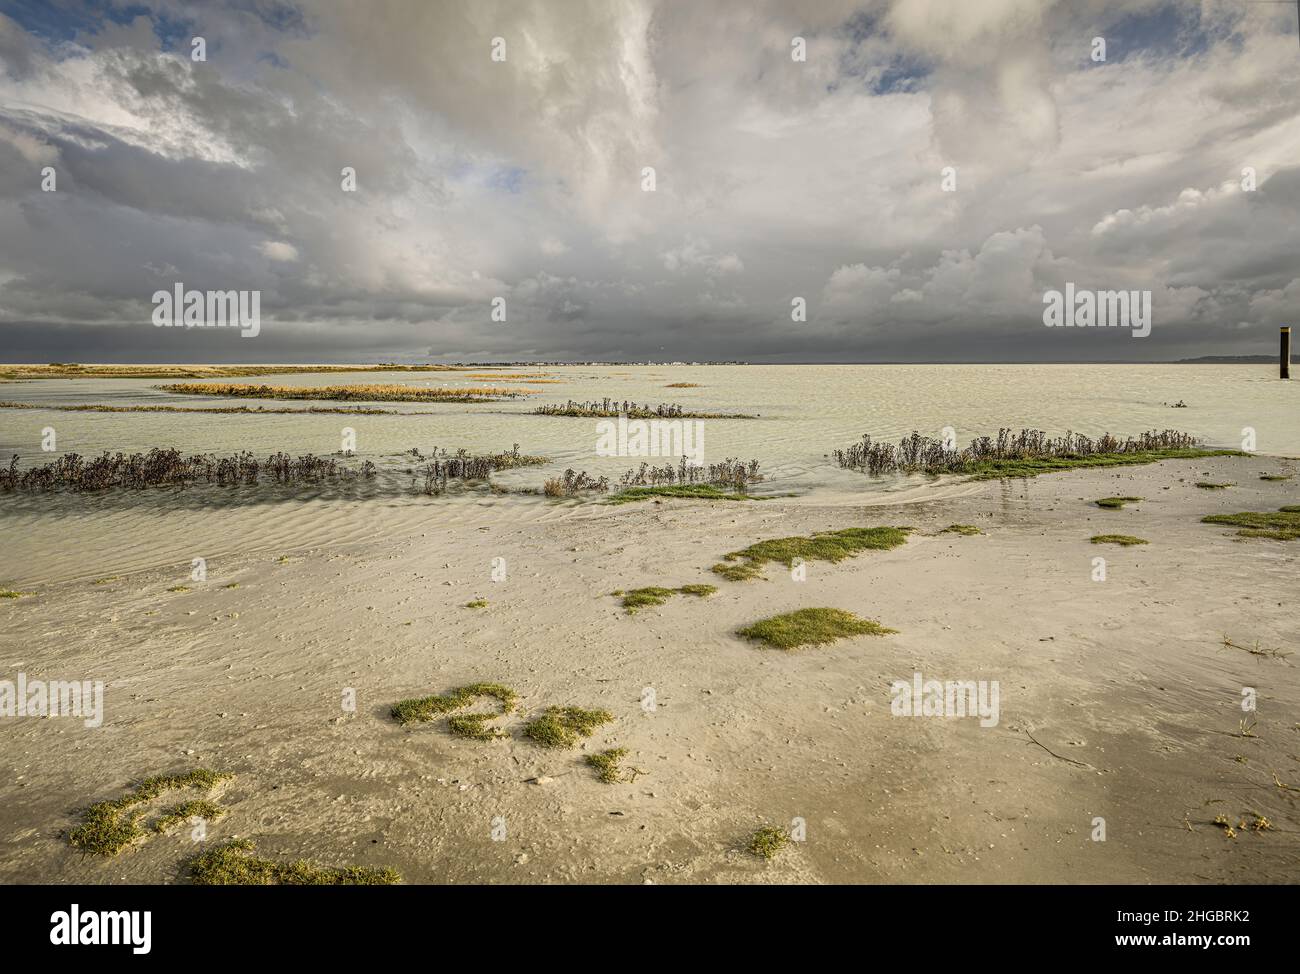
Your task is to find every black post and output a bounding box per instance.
[1283,326,1292,380]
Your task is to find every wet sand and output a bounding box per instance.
[1,453,1297,884]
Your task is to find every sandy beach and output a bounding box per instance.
[2,451,1296,884]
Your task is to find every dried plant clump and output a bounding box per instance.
[1259,474,1293,482]
[1195,481,1234,490]
[618,584,717,614]
[544,469,610,497]
[522,706,614,749]
[415,444,547,495]
[1095,496,1142,509]
[618,457,763,493]
[0,449,375,493]
[833,428,1234,479]
[941,523,983,534]
[1202,507,1300,540]
[1212,813,1272,840]
[465,599,489,609]
[665,382,701,388]
[1090,534,1148,546]
[532,398,753,419]
[1222,636,1293,661]
[737,608,896,650]
[160,382,528,402]
[189,839,400,885]
[713,526,911,581]
[748,826,791,860]
[390,683,518,726]
[67,769,233,857]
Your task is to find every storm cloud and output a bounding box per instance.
[1,0,1298,362]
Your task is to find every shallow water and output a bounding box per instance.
[1,363,1294,584]
[1,363,1293,482]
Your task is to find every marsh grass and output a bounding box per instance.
[607,484,768,504]
[390,683,518,726]
[617,584,717,613]
[618,458,762,492]
[1,449,376,493]
[747,826,790,860]
[0,589,33,598]
[415,444,548,495]
[1095,496,1142,509]
[67,769,232,856]
[465,599,489,609]
[522,706,614,748]
[1202,507,1300,540]
[160,382,528,402]
[737,607,896,650]
[1090,534,1148,546]
[188,839,400,885]
[167,585,191,593]
[713,526,910,581]
[941,523,983,534]
[153,799,225,833]
[532,398,753,419]
[446,713,505,741]
[833,428,1232,478]
[586,747,633,783]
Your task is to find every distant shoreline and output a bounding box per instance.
[0,358,1283,375]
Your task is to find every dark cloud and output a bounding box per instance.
[0,1,1298,363]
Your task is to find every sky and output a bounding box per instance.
[0,0,1298,364]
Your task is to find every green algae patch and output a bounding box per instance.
[68,769,233,857]
[748,825,791,860]
[1090,534,1148,546]
[1202,507,1300,541]
[522,706,614,749]
[606,484,769,505]
[737,607,896,650]
[941,523,983,534]
[713,526,911,581]
[390,683,518,726]
[967,448,1243,480]
[586,747,631,783]
[618,584,717,613]
[189,839,400,885]
[1095,496,1142,510]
